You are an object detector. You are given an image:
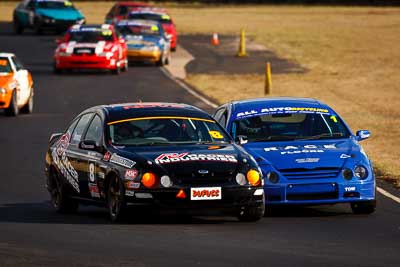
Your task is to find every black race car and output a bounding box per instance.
[45,103,265,222]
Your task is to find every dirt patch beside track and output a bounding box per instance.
[180,35,306,75]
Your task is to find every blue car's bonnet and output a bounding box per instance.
[243,139,358,170]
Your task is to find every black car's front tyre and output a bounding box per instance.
[350,200,376,214]
[107,175,127,222]
[237,204,265,222]
[48,170,79,213]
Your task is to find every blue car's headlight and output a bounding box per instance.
[354,165,368,179]
[342,168,353,180]
[266,171,279,184]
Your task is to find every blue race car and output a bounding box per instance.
[213,97,376,214]
[115,19,170,66]
[13,0,85,34]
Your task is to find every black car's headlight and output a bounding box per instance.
[235,170,261,186]
[160,175,173,188]
[354,165,368,180]
[37,15,55,23]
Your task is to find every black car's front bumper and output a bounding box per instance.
[124,186,265,216]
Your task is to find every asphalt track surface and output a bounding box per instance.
[1,23,400,267]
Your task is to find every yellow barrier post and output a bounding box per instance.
[237,28,247,57]
[265,62,272,95]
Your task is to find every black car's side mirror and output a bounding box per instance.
[235,135,248,145]
[79,140,103,153]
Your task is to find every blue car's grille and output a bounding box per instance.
[278,167,340,180]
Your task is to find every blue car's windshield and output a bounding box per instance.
[232,113,351,142]
[128,13,171,24]
[36,0,76,9]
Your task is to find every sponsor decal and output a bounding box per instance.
[98,172,105,179]
[191,187,221,200]
[340,154,351,159]
[344,186,356,192]
[125,190,135,196]
[155,153,237,164]
[103,151,112,161]
[236,106,330,118]
[125,181,140,189]
[89,183,100,198]
[209,130,224,139]
[125,169,138,180]
[295,158,320,163]
[264,144,336,155]
[122,103,186,110]
[110,153,136,168]
[51,147,79,193]
[56,132,70,156]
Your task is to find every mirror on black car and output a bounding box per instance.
[235,135,248,145]
[356,130,371,141]
[79,140,102,152]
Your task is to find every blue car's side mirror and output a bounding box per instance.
[356,130,370,141]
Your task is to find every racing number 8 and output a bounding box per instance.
[209,131,224,139]
[89,163,95,182]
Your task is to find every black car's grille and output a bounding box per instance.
[173,171,234,186]
[279,167,341,180]
[73,47,96,55]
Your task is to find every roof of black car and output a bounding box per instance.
[101,102,212,123]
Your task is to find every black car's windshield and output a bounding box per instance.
[128,13,171,23]
[116,25,161,36]
[69,29,113,43]
[232,113,350,142]
[108,117,231,146]
[36,0,75,9]
[0,58,12,73]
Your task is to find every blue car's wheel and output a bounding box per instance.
[351,200,376,214]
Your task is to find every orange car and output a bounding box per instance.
[0,53,33,116]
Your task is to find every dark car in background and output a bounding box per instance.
[13,0,85,34]
[45,103,265,222]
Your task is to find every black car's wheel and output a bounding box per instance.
[5,90,19,116]
[48,170,79,213]
[351,200,376,214]
[237,205,265,222]
[108,175,126,222]
[21,88,33,114]
[13,16,23,34]
[34,20,43,35]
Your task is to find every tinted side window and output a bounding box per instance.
[66,118,79,135]
[84,115,103,143]
[71,113,93,144]
[12,57,24,71]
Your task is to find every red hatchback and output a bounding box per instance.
[127,8,177,51]
[105,2,150,24]
[54,24,128,74]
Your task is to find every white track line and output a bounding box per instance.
[160,67,218,108]
[377,187,400,204]
[161,67,400,204]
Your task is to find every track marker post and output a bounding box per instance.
[212,32,219,46]
[237,28,247,57]
[265,62,272,95]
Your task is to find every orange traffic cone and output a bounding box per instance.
[212,32,219,46]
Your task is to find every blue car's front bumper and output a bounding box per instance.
[264,179,375,205]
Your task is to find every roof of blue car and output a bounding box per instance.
[231,97,329,109]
